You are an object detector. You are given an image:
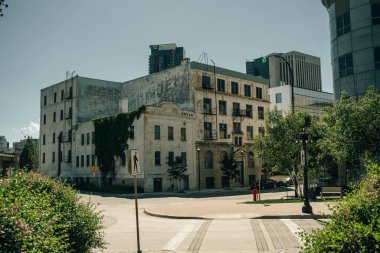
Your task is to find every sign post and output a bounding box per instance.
[130,149,142,253]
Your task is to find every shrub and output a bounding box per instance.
[302,162,380,252]
[0,172,106,252]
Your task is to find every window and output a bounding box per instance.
[168,126,174,140]
[204,122,213,139]
[154,125,160,140]
[76,156,79,167]
[181,152,187,166]
[203,98,212,114]
[246,104,252,118]
[86,155,90,167]
[43,114,46,125]
[259,127,265,136]
[202,75,211,89]
[258,106,264,120]
[54,92,57,103]
[372,3,380,25]
[336,11,351,37]
[256,87,263,99]
[81,134,84,145]
[339,53,353,78]
[61,90,64,101]
[219,100,227,115]
[155,151,161,166]
[86,133,90,145]
[248,152,254,168]
[231,81,239,94]
[205,151,213,169]
[92,132,95,144]
[234,137,242,147]
[81,155,84,167]
[60,110,63,121]
[276,93,282,103]
[244,84,251,97]
[233,122,242,134]
[232,102,240,116]
[92,155,96,166]
[68,150,72,163]
[42,134,46,145]
[168,152,174,164]
[52,152,55,163]
[217,79,225,92]
[219,123,227,139]
[180,127,186,141]
[374,47,380,69]
[44,96,46,106]
[129,126,134,139]
[53,132,55,143]
[247,126,253,140]
[53,112,56,122]
[42,153,45,164]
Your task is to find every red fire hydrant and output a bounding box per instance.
[252,188,257,201]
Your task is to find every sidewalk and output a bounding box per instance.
[144,198,333,220]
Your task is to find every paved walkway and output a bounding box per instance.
[144,198,333,220]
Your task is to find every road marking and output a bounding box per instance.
[162,220,199,251]
[257,219,275,251]
[188,220,211,253]
[281,219,304,244]
[250,219,269,252]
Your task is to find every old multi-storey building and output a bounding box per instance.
[39,59,270,192]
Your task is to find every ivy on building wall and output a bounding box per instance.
[92,105,145,184]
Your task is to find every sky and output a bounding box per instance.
[0,0,331,146]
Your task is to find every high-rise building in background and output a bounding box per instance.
[0,136,9,151]
[246,51,322,91]
[322,0,380,99]
[148,44,184,74]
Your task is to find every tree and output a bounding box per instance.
[321,89,380,179]
[302,162,380,252]
[253,110,315,198]
[19,137,38,172]
[0,0,9,18]
[219,152,238,188]
[167,156,187,192]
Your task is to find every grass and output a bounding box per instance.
[241,198,344,204]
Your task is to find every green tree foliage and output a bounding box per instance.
[321,89,380,164]
[220,152,238,188]
[167,156,187,192]
[19,137,38,172]
[302,162,380,252]
[0,172,105,252]
[253,111,314,197]
[0,0,9,17]
[93,105,145,185]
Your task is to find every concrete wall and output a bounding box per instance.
[122,60,194,111]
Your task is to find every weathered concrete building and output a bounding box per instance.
[39,59,270,191]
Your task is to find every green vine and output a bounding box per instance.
[92,105,145,184]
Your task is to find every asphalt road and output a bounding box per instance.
[84,189,325,253]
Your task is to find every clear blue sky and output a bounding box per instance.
[0,0,331,145]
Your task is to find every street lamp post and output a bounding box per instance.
[197,147,201,191]
[298,128,313,214]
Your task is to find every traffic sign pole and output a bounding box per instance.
[134,175,142,253]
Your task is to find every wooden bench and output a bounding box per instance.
[320,186,343,199]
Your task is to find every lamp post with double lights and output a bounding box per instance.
[297,128,313,214]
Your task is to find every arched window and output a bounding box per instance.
[205,151,214,169]
[248,152,255,168]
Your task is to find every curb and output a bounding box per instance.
[144,209,330,220]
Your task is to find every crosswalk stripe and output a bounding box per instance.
[257,219,276,251]
[280,219,304,244]
[162,220,199,251]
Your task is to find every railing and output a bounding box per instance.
[232,109,247,117]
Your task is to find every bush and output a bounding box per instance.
[0,172,106,252]
[302,162,380,252]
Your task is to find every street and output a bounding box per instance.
[84,189,328,253]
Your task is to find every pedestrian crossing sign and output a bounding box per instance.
[130,149,141,176]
